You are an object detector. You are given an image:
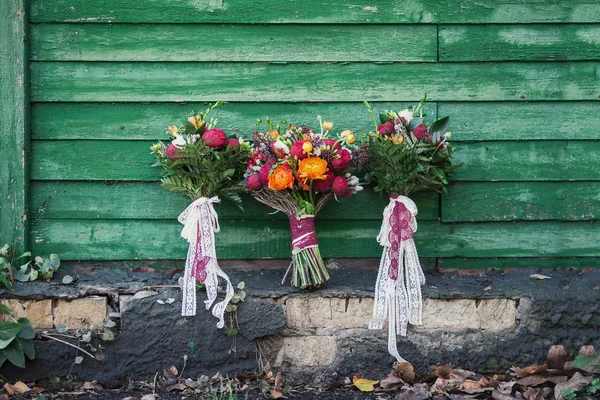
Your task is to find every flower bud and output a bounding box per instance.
[322,121,334,131]
[302,141,313,154]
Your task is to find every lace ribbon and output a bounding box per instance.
[369,195,425,363]
[178,197,234,328]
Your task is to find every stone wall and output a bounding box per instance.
[1,263,599,387]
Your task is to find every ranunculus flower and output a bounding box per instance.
[259,163,273,185]
[202,128,227,149]
[298,157,328,180]
[268,165,294,191]
[332,176,350,197]
[313,170,335,193]
[227,137,239,148]
[290,140,309,160]
[331,149,351,171]
[166,143,182,161]
[324,139,341,152]
[411,124,428,140]
[377,121,395,136]
[246,173,263,191]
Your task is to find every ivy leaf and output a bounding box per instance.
[0,304,12,315]
[19,337,35,360]
[3,337,26,368]
[0,322,21,349]
[17,318,35,340]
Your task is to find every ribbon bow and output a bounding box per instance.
[370,195,425,363]
[179,197,233,329]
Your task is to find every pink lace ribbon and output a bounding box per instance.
[289,215,318,254]
[387,194,414,280]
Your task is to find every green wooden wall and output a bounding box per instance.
[19,0,600,268]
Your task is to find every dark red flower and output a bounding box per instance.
[411,124,428,141]
[331,149,351,171]
[202,129,227,149]
[259,163,273,185]
[377,121,395,136]
[246,173,263,191]
[227,137,239,148]
[313,170,335,193]
[332,176,350,197]
[166,143,182,161]
[324,139,341,152]
[290,140,309,160]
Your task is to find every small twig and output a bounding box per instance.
[40,333,98,360]
[143,285,180,289]
[153,372,159,395]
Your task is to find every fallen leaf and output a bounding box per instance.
[546,345,569,370]
[141,395,156,400]
[516,375,548,387]
[164,365,178,379]
[166,383,186,391]
[271,389,284,398]
[396,388,430,400]
[132,290,158,300]
[512,364,547,378]
[484,285,493,291]
[352,376,379,392]
[133,266,158,273]
[0,395,9,400]
[547,375,568,385]
[379,374,404,391]
[497,381,516,394]
[274,371,283,390]
[10,381,31,395]
[3,384,14,396]
[492,391,516,400]
[529,274,551,280]
[434,364,453,379]
[80,381,103,391]
[555,372,593,400]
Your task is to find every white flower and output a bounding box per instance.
[172,134,186,148]
[273,139,290,154]
[443,132,452,139]
[399,109,413,123]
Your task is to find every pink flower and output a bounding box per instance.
[332,176,350,197]
[331,149,351,171]
[246,173,263,191]
[290,140,309,160]
[377,121,395,136]
[166,143,182,161]
[227,137,239,148]
[202,129,227,149]
[259,163,272,185]
[411,124,428,141]
[313,170,335,193]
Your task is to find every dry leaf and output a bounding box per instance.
[484,285,493,291]
[379,374,405,391]
[141,395,156,400]
[352,376,379,392]
[579,345,596,357]
[0,395,10,400]
[434,365,453,379]
[546,345,569,370]
[133,266,158,273]
[529,274,551,280]
[166,383,186,391]
[396,388,430,400]
[516,375,548,387]
[274,372,283,390]
[164,366,178,379]
[3,384,14,396]
[512,364,547,378]
[271,389,284,398]
[492,391,516,400]
[459,377,497,393]
[497,381,516,394]
[555,372,593,400]
[80,381,103,391]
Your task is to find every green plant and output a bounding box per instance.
[210,377,235,400]
[225,281,246,354]
[0,304,35,368]
[0,244,60,290]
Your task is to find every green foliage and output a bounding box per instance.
[0,305,35,369]
[0,244,61,289]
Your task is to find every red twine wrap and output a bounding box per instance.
[289,215,319,254]
[387,194,414,280]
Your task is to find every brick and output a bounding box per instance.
[279,336,337,367]
[420,298,517,330]
[54,297,107,329]
[0,299,53,329]
[286,297,373,329]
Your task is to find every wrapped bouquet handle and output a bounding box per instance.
[370,194,425,363]
[179,196,234,328]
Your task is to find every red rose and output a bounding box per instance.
[166,143,182,161]
[411,124,428,141]
[202,128,227,149]
[324,139,341,152]
[331,149,351,171]
[290,140,308,160]
[377,121,395,136]
[259,163,272,185]
[246,173,263,191]
[313,170,335,193]
[227,137,239,148]
[332,176,350,197]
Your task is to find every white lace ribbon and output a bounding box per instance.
[369,195,425,363]
[178,197,234,328]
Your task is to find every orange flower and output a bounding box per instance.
[298,157,328,180]
[295,172,310,191]
[268,165,295,191]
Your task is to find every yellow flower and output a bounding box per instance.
[391,134,404,144]
[269,129,279,140]
[188,116,204,129]
[347,134,355,145]
[302,141,313,154]
[298,157,328,180]
[341,130,352,138]
[322,121,334,131]
[168,125,179,135]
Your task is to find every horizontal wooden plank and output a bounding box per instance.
[438,257,600,270]
[31,62,600,102]
[30,0,600,24]
[30,23,437,62]
[439,24,600,62]
[438,102,600,140]
[31,102,437,140]
[443,182,600,222]
[32,140,600,182]
[30,181,440,221]
[32,219,600,260]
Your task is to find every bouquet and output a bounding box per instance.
[364,96,461,362]
[245,117,367,289]
[151,102,250,327]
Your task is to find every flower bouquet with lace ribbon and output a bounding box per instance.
[245,117,367,289]
[364,96,462,362]
[151,101,250,326]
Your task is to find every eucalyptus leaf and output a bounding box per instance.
[429,116,450,136]
[407,118,424,131]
